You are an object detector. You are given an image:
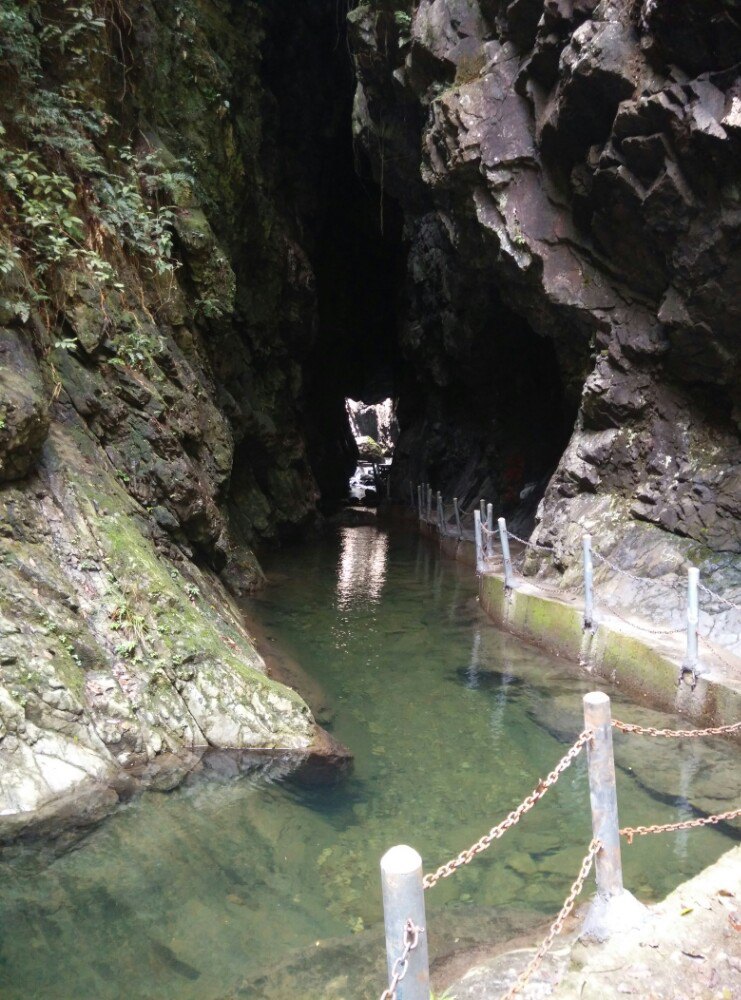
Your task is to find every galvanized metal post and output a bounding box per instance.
[583,534,594,629]
[686,567,699,671]
[436,492,445,536]
[417,485,423,520]
[583,692,623,898]
[426,486,432,523]
[497,517,514,589]
[453,497,462,540]
[581,692,647,941]
[479,498,486,523]
[474,509,484,573]
[486,503,494,561]
[381,845,430,1000]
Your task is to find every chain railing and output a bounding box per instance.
[423,729,592,889]
[377,688,740,1000]
[613,718,741,738]
[411,482,740,681]
[621,809,741,844]
[501,839,601,1000]
[380,919,422,1000]
[698,581,741,613]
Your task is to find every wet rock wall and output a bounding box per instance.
[350,0,741,599]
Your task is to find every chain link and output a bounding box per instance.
[480,526,566,594]
[501,839,601,999]
[505,530,572,595]
[698,581,741,613]
[423,730,592,889]
[440,500,738,619]
[379,919,421,1000]
[598,600,686,636]
[506,529,553,553]
[699,634,739,672]
[621,808,741,844]
[590,550,686,598]
[613,718,741,738]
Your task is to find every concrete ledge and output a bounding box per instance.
[412,517,741,733]
[480,573,741,731]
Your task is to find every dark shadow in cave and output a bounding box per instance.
[256,0,576,531]
[393,292,579,533]
[259,0,407,516]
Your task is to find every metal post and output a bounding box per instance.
[479,498,486,523]
[417,485,423,520]
[686,567,699,671]
[426,486,432,523]
[436,492,444,536]
[581,691,647,941]
[474,509,483,573]
[486,503,494,561]
[381,845,430,1000]
[453,497,462,540]
[583,692,623,898]
[497,517,514,589]
[583,534,594,629]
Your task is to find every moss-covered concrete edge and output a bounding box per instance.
[416,521,741,734]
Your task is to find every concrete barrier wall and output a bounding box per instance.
[408,512,741,733]
[478,567,741,732]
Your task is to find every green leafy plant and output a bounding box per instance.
[0,0,191,365]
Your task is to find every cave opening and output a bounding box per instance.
[259,0,407,518]
[257,0,577,532]
[346,397,400,506]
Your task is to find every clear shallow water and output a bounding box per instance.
[0,525,738,999]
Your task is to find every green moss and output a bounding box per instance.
[62,426,308,715]
[513,591,584,659]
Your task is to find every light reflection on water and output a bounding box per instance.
[0,526,738,1000]
[336,525,389,608]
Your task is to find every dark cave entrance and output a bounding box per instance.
[260,0,407,517]
[259,0,577,529]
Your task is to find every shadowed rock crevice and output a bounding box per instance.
[347,0,741,588]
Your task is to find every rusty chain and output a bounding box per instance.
[379,918,421,1000]
[423,729,592,889]
[613,718,741,738]
[501,839,601,999]
[621,808,741,844]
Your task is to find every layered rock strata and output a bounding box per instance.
[0,0,356,835]
[351,0,741,636]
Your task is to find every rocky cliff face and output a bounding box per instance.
[1,0,740,834]
[350,0,741,615]
[0,0,366,836]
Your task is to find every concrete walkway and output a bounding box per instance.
[411,512,741,733]
[444,845,741,999]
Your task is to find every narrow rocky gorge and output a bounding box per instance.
[1,0,739,835]
[350,0,740,582]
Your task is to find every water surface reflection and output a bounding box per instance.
[336,526,389,608]
[0,526,737,1000]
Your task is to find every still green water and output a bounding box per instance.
[0,525,738,999]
